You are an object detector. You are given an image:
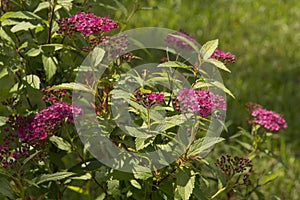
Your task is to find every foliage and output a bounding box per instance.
[0,0,298,199]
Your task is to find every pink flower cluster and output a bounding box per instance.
[134,90,164,108]
[19,102,82,141]
[173,88,226,118]
[250,107,287,132]
[57,12,118,37]
[165,29,197,49]
[0,102,82,169]
[210,49,235,64]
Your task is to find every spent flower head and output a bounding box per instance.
[215,154,253,185]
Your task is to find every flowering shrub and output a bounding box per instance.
[0,1,290,200]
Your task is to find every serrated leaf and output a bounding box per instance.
[42,55,57,81]
[204,58,231,73]
[49,136,72,152]
[176,168,195,200]
[11,21,37,32]
[34,172,75,185]
[130,180,142,189]
[50,83,95,94]
[200,39,218,60]
[66,185,89,195]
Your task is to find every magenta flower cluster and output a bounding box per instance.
[0,98,82,169]
[210,49,235,64]
[250,107,287,132]
[165,30,197,49]
[134,90,164,108]
[19,102,82,141]
[57,12,118,37]
[173,88,226,118]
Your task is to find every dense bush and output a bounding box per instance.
[0,0,298,199]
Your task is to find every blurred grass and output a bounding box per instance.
[113,0,300,148]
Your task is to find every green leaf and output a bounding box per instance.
[135,137,154,150]
[26,48,42,57]
[5,11,42,20]
[34,172,75,185]
[0,177,15,199]
[0,27,15,44]
[34,2,50,13]
[22,150,40,166]
[95,193,106,200]
[157,61,194,73]
[260,172,280,185]
[133,165,153,180]
[49,136,72,152]
[66,185,89,195]
[107,179,120,196]
[0,11,14,21]
[11,21,37,32]
[71,173,92,180]
[124,126,151,138]
[203,59,231,73]
[90,47,105,67]
[23,74,40,89]
[50,83,95,94]
[195,80,235,99]
[42,55,57,81]
[57,0,73,12]
[188,137,225,157]
[200,39,218,59]
[176,168,195,200]
[0,116,8,126]
[130,180,142,189]
[0,67,8,80]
